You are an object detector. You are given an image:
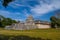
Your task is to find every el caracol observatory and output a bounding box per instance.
[5,15,51,30]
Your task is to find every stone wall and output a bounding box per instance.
[36,24,50,29]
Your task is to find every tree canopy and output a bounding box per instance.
[50,11,60,28]
[0,15,17,28]
[0,0,14,8]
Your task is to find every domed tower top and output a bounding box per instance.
[26,15,34,22]
[27,15,33,19]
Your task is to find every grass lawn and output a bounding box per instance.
[0,28,60,40]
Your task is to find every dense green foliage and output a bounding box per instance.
[2,0,14,7]
[0,0,14,8]
[0,15,17,28]
[50,15,60,28]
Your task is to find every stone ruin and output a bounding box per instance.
[5,15,37,30]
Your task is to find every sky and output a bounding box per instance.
[0,0,60,21]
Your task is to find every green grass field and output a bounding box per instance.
[0,28,60,40]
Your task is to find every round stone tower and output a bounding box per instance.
[26,15,34,23]
[25,15,37,30]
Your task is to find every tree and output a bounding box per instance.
[6,18,17,25]
[55,10,60,19]
[0,15,17,28]
[55,10,60,28]
[50,10,60,28]
[0,21,3,27]
[0,0,14,8]
[50,16,57,28]
[56,18,60,28]
[0,15,5,27]
[50,16,60,28]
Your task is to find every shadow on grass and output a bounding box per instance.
[0,35,51,40]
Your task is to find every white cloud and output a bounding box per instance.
[15,4,24,6]
[14,19,22,21]
[8,1,24,8]
[31,4,53,15]
[0,10,10,16]
[14,19,25,21]
[23,9,30,17]
[9,0,38,8]
[0,10,27,21]
[31,0,60,16]
[0,10,21,18]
